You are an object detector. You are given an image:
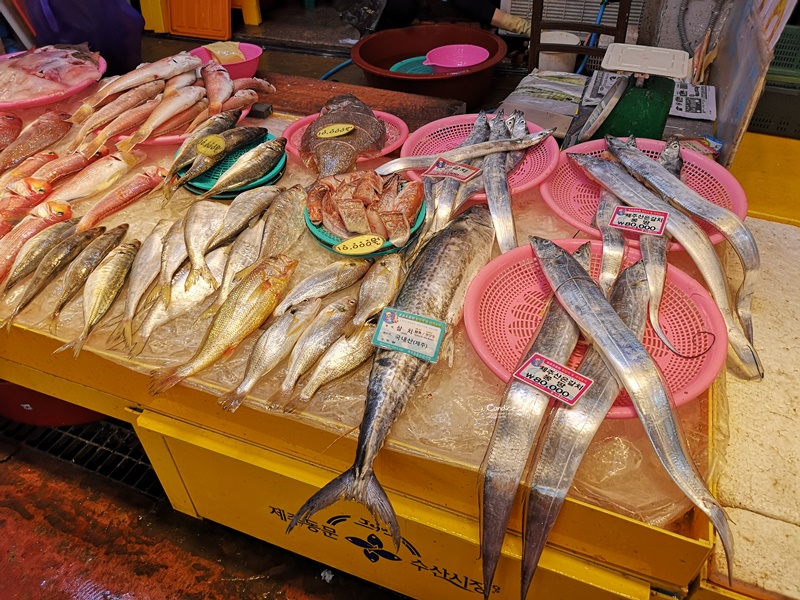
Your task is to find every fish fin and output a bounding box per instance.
[54,334,87,358]
[0,314,14,333]
[287,467,401,550]
[161,283,172,308]
[70,104,94,124]
[79,136,105,159]
[149,365,184,395]
[116,131,146,153]
[232,263,256,285]
[128,336,148,358]
[42,312,59,336]
[121,318,134,349]
[320,423,360,454]
[217,388,246,412]
[282,391,310,415]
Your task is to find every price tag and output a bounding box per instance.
[372,308,446,363]
[513,353,593,405]
[422,157,481,182]
[609,206,668,236]
[333,234,385,255]
[317,123,355,138]
[196,134,226,157]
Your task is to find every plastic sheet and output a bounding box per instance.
[0,101,717,532]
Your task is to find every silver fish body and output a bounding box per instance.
[208,185,280,249]
[56,240,140,357]
[353,253,404,328]
[483,111,517,253]
[279,296,358,397]
[521,259,649,595]
[47,223,129,330]
[184,200,228,290]
[567,152,763,380]
[287,205,495,548]
[218,297,322,412]
[117,218,172,348]
[196,138,287,201]
[606,135,760,345]
[273,257,371,317]
[2,218,78,294]
[479,242,592,597]
[595,191,625,296]
[156,216,188,306]
[258,185,307,260]
[529,236,734,580]
[288,323,377,412]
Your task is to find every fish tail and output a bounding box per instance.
[149,365,185,395]
[79,136,106,159]
[43,312,59,335]
[54,334,87,358]
[128,337,148,358]
[287,467,401,549]
[217,388,246,413]
[185,266,217,292]
[0,313,15,332]
[707,501,735,584]
[282,389,311,415]
[115,134,139,153]
[70,104,94,124]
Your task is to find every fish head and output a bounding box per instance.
[82,226,107,241]
[38,200,72,219]
[489,111,509,136]
[36,150,59,161]
[267,254,299,278]
[529,236,564,261]
[288,298,323,330]
[604,135,629,153]
[107,223,130,238]
[19,177,51,198]
[93,145,111,159]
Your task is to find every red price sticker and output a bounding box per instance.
[422,157,481,182]
[513,353,593,405]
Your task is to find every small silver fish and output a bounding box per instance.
[155,216,187,307]
[353,253,404,328]
[184,200,228,291]
[217,297,321,412]
[272,257,371,317]
[258,185,307,261]
[208,185,280,249]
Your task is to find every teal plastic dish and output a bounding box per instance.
[178,132,287,197]
[183,162,286,199]
[389,56,434,75]
[304,203,426,258]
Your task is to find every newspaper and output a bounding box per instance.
[669,82,717,120]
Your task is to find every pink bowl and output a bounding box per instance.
[423,44,490,73]
[189,43,263,80]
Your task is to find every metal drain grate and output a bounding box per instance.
[0,417,166,501]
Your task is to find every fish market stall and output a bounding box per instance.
[0,47,772,600]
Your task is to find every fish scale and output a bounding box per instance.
[287,205,495,549]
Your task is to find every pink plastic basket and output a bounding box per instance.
[400,113,559,203]
[189,43,263,80]
[540,138,749,250]
[283,110,409,161]
[463,239,728,419]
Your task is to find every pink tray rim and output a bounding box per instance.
[399,112,560,201]
[283,110,410,161]
[463,239,728,419]
[0,51,107,110]
[539,138,749,250]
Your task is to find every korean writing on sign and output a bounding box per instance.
[333,234,385,255]
[317,123,356,138]
[513,353,593,405]
[422,157,481,182]
[609,206,668,236]
[372,308,445,363]
[268,506,339,539]
[196,134,226,157]
[409,560,501,595]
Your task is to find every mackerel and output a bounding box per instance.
[567,152,763,380]
[606,135,760,344]
[375,131,554,176]
[529,236,734,580]
[479,242,591,598]
[521,259,649,595]
[288,205,495,548]
[217,297,321,412]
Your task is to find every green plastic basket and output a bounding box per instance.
[748,85,800,139]
[305,203,426,258]
[767,25,800,87]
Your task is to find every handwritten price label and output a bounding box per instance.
[196,134,226,157]
[609,207,668,236]
[422,157,481,182]
[317,123,355,138]
[333,234,385,255]
[372,308,446,363]
[513,353,593,405]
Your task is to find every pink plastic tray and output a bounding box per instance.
[463,239,728,419]
[110,105,251,147]
[540,138,749,250]
[399,113,559,202]
[0,52,107,110]
[283,110,409,161]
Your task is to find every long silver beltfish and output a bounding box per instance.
[483,110,517,253]
[606,135,760,345]
[521,259,649,597]
[479,242,592,599]
[568,152,763,380]
[529,236,734,581]
[287,205,495,548]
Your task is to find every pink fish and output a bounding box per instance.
[0,150,58,192]
[30,146,109,186]
[232,77,276,102]
[0,112,72,173]
[0,200,72,285]
[76,166,166,232]
[201,61,234,116]
[185,89,256,133]
[0,113,23,151]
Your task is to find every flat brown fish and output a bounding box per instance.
[299,94,386,177]
[0,112,72,173]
